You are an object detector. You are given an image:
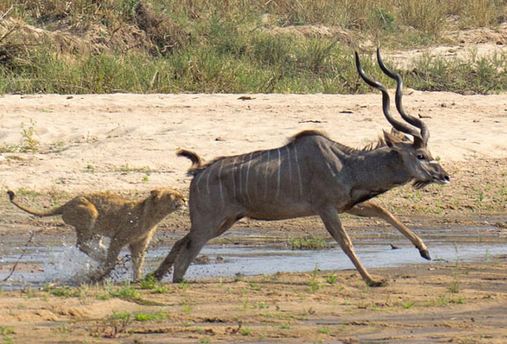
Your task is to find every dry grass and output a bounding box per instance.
[0,0,506,94]
[398,0,447,36]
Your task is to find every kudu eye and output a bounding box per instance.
[416,154,426,160]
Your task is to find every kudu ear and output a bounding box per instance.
[412,136,425,149]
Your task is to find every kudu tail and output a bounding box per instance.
[176,149,203,176]
[7,191,64,217]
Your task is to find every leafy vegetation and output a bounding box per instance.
[0,0,505,94]
[0,120,40,153]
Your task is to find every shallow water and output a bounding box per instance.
[177,243,506,280]
[0,240,505,290]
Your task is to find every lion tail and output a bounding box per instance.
[7,191,64,217]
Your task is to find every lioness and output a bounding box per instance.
[7,188,185,282]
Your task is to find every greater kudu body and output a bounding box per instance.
[153,49,450,286]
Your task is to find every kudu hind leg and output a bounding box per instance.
[172,233,207,283]
[152,234,190,281]
[320,207,386,287]
[346,201,431,260]
[172,216,239,283]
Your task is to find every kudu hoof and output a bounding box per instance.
[150,271,164,281]
[419,249,431,261]
[367,278,387,288]
[87,275,105,285]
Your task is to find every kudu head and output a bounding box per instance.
[355,49,450,189]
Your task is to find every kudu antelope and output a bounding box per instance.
[153,49,450,287]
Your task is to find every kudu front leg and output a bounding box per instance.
[320,207,386,287]
[346,201,431,260]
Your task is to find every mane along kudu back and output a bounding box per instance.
[153,49,450,287]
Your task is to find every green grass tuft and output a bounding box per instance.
[289,236,330,250]
[107,283,141,300]
[134,311,167,321]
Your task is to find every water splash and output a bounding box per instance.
[45,245,135,284]
[44,244,101,284]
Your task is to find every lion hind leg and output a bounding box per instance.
[63,199,98,230]
[68,201,103,261]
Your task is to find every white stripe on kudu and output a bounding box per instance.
[264,149,271,200]
[194,166,206,194]
[238,156,243,199]
[286,146,292,188]
[245,152,253,204]
[326,161,335,177]
[276,148,281,199]
[231,157,238,199]
[293,145,303,198]
[205,162,214,195]
[218,159,225,205]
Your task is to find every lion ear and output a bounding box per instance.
[150,189,162,199]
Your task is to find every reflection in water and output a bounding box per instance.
[0,242,505,289]
[172,243,505,281]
